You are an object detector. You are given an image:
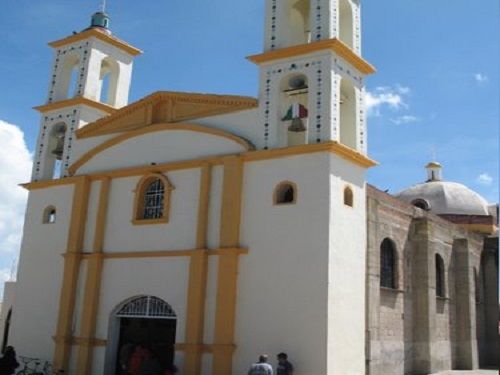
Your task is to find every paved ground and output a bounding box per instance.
[430,371,498,375]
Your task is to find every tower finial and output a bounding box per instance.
[100,0,107,13]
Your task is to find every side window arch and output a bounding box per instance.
[380,238,398,289]
[43,206,57,224]
[133,174,174,224]
[344,186,354,207]
[435,254,446,298]
[274,181,298,205]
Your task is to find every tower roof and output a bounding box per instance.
[47,12,142,56]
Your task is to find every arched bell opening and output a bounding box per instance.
[286,0,312,46]
[55,54,80,101]
[44,122,67,180]
[339,78,357,150]
[339,0,354,49]
[280,73,310,147]
[98,58,120,106]
[105,296,178,375]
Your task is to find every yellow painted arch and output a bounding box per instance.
[68,123,254,176]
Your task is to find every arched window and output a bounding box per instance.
[412,198,430,211]
[435,254,445,298]
[339,78,357,150]
[117,296,177,319]
[274,181,297,205]
[43,206,57,224]
[339,0,354,49]
[287,0,311,46]
[281,74,309,146]
[380,238,397,289]
[344,186,354,207]
[133,174,174,224]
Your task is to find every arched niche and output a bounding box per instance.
[42,206,57,224]
[339,77,357,150]
[274,181,298,205]
[280,73,310,146]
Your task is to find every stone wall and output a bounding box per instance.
[365,185,496,375]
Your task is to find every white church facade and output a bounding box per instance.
[1,1,498,375]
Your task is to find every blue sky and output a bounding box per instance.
[0,1,498,284]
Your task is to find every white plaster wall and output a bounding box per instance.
[194,109,259,148]
[327,153,366,374]
[77,131,248,175]
[9,185,74,361]
[94,257,190,372]
[234,153,331,375]
[103,169,200,252]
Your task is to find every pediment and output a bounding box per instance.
[76,91,258,139]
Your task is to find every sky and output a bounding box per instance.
[0,1,498,288]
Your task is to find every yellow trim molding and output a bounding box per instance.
[132,173,175,226]
[34,97,117,114]
[23,142,377,191]
[78,248,249,261]
[53,177,90,372]
[248,38,376,75]
[75,91,258,139]
[212,156,244,374]
[68,123,254,176]
[49,28,142,56]
[75,178,110,375]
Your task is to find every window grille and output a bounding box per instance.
[380,239,396,289]
[117,296,176,319]
[142,179,165,219]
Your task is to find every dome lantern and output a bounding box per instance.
[90,11,110,30]
[426,161,442,182]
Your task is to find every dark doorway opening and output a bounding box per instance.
[116,317,177,375]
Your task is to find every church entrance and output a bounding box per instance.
[114,296,177,375]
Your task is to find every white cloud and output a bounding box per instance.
[390,115,420,125]
[476,173,493,186]
[0,268,13,284]
[0,120,32,258]
[474,73,488,84]
[365,85,410,116]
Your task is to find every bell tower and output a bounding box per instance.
[248,0,374,151]
[31,11,141,181]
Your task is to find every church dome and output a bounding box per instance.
[396,162,490,216]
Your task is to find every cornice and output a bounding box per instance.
[247,38,376,75]
[49,28,142,56]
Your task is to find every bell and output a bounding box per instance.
[288,118,307,132]
[51,134,65,159]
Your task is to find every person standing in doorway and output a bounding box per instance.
[276,353,294,375]
[248,354,273,375]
